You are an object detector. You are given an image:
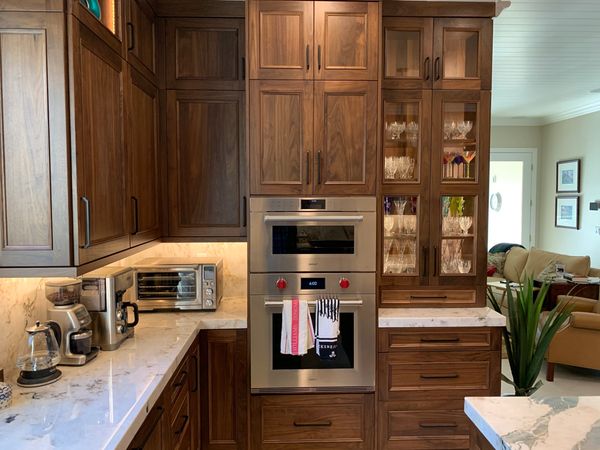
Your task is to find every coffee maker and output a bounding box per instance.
[45,279,99,366]
[80,267,139,351]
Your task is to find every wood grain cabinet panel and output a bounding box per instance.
[167,90,245,237]
[314,2,378,81]
[0,13,70,267]
[379,328,493,352]
[70,0,125,56]
[200,330,248,450]
[250,80,313,195]
[126,0,156,84]
[71,19,130,265]
[313,81,377,195]
[128,67,161,247]
[249,0,313,80]
[250,393,375,449]
[166,18,245,90]
[128,394,168,450]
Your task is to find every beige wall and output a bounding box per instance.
[538,112,600,267]
[0,243,247,382]
[491,125,542,149]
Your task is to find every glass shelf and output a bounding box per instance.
[440,196,476,276]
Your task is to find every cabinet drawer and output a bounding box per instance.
[379,352,494,401]
[251,394,375,449]
[170,388,191,449]
[169,357,190,405]
[379,328,493,352]
[381,289,476,307]
[380,408,471,450]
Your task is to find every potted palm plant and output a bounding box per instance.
[487,277,572,396]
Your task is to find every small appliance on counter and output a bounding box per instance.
[16,320,62,387]
[45,279,99,366]
[133,257,222,311]
[80,267,139,351]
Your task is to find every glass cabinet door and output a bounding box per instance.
[383,196,419,276]
[433,18,492,90]
[438,195,477,277]
[382,90,430,184]
[383,18,433,89]
[433,90,490,185]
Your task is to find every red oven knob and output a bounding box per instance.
[276,278,287,290]
[339,278,350,289]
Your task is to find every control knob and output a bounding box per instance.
[339,278,350,289]
[276,278,287,290]
[117,324,125,334]
[205,288,214,296]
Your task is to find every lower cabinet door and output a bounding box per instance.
[128,395,167,450]
[250,393,375,450]
[379,404,471,449]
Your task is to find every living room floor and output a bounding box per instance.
[501,359,600,397]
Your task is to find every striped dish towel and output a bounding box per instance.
[280,297,314,356]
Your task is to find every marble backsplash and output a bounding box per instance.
[0,242,247,382]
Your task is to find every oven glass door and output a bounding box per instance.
[272,225,355,255]
[271,312,355,370]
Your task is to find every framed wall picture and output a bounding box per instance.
[555,196,580,229]
[556,159,581,193]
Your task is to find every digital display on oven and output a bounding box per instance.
[301,199,326,210]
[301,278,325,290]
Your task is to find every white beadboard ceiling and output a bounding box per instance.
[492,0,600,125]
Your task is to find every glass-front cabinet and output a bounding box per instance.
[72,0,124,53]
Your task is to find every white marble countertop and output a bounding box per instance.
[466,396,600,450]
[378,307,506,328]
[0,297,246,450]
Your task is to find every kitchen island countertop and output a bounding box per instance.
[466,396,600,449]
[0,296,246,450]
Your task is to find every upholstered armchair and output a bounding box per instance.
[546,295,600,381]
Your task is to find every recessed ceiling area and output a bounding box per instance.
[492,0,600,125]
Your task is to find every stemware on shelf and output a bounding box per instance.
[458,216,473,235]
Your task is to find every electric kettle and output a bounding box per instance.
[16,321,62,387]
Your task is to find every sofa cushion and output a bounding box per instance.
[521,247,591,282]
[504,246,529,282]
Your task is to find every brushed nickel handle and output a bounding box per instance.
[80,196,91,249]
[294,420,332,427]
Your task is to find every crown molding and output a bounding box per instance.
[492,100,600,127]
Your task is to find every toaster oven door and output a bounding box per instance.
[135,268,203,310]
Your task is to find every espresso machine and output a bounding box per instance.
[80,267,139,351]
[45,279,99,366]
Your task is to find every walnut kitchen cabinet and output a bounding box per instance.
[249,0,378,81]
[128,393,168,450]
[126,0,157,84]
[127,67,161,247]
[166,90,246,238]
[166,18,245,90]
[383,17,492,90]
[249,80,377,196]
[71,17,131,265]
[69,0,126,56]
[0,12,71,267]
[377,327,501,449]
[199,330,248,450]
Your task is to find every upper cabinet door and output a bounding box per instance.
[314,2,378,81]
[249,1,313,80]
[128,67,161,246]
[71,0,125,56]
[167,90,246,237]
[433,18,492,90]
[0,13,71,267]
[72,19,130,264]
[250,80,313,195]
[166,18,245,90]
[126,0,156,84]
[313,81,377,195]
[383,17,433,89]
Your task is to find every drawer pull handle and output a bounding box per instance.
[420,337,460,343]
[173,370,188,388]
[419,422,458,428]
[293,420,332,427]
[410,295,448,300]
[174,414,189,435]
[420,373,459,379]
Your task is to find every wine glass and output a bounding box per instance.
[394,199,407,215]
[452,154,465,179]
[407,121,419,146]
[458,259,472,274]
[384,215,395,237]
[384,157,396,180]
[457,121,473,140]
[463,151,477,178]
[459,216,473,235]
[443,151,454,179]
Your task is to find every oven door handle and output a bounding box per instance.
[264,300,363,307]
[263,215,364,223]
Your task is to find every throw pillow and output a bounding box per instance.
[535,260,561,283]
[504,246,529,282]
[487,252,507,277]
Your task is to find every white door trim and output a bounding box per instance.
[490,148,538,247]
